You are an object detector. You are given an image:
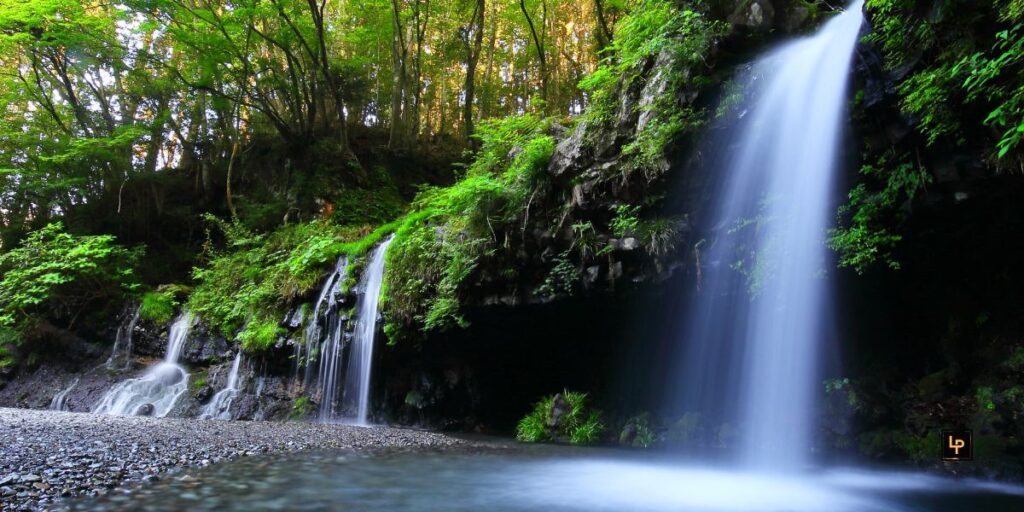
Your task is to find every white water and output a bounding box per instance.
[93,312,193,417]
[342,236,394,424]
[199,352,243,420]
[298,257,348,390]
[49,378,79,411]
[105,305,141,370]
[312,258,350,422]
[676,1,864,470]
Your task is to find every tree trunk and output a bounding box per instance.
[520,0,548,108]
[463,0,485,145]
[389,0,410,151]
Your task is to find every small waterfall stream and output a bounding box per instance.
[313,259,349,422]
[675,1,864,470]
[199,352,243,420]
[105,305,141,370]
[93,312,194,417]
[49,378,79,411]
[341,235,393,425]
[298,257,348,388]
[298,237,393,423]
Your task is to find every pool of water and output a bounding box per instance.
[69,446,1024,511]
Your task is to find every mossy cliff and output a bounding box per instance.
[4,0,1023,478]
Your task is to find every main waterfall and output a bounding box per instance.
[676,1,864,469]
[342,235,394,425]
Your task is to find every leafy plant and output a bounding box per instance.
[139,288,183,325]
[580,0,725,177]
[620,413,658,448]
[535,252,578,300]
[0,223,140,367]
[188,215,398,353]
[829,155,931,273]
[384,114,556,339]
[516,390,606,445]
[290,396,314,420]
[516,395,555,443]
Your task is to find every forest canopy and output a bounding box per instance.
[0,0,626,248]
[0,0,645,363]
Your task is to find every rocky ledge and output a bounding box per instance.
[0,408,475,511]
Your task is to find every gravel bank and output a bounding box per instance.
[0,407,475,511]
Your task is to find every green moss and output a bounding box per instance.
[579,0,725,176]
[237,318,284,352]
[188,213,405,353]
[290,396,313,420]
[382,114,555,340]
[139,289,181,325]
[189,370,208,395]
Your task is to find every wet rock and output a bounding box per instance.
[547,394,572,428]
[181,324,231,365]
[135,404,155,417]
[194,386,213,404]
[730,0,775,30]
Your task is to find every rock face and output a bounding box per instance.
[714,0,818,34]
[0,2,840,437]
[0,311,298,424]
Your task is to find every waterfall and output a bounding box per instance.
[341,235,394,425]
[49,378,79,411]
[675,2,863,470]
[296,258,348,385]
[254,376,267,421]
[105,305,141,370]
[199,352,243,420]
[314,269,348,422]
[93,312,194,417]
[295,256,349,421]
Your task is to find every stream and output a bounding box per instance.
[67,445,1024,511]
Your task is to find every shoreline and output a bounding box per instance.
[0,407,479,511]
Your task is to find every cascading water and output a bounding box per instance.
[313,258,350,422]
[675,1,864,470]
[105,305,141,370]
[49,378,79,411]
[93,312,194,417]
[341,235,394,425]
[199,352,243,420]
[298,257,348,388]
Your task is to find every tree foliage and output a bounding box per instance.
[0,223,140,366]
[866,0,1024,168]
